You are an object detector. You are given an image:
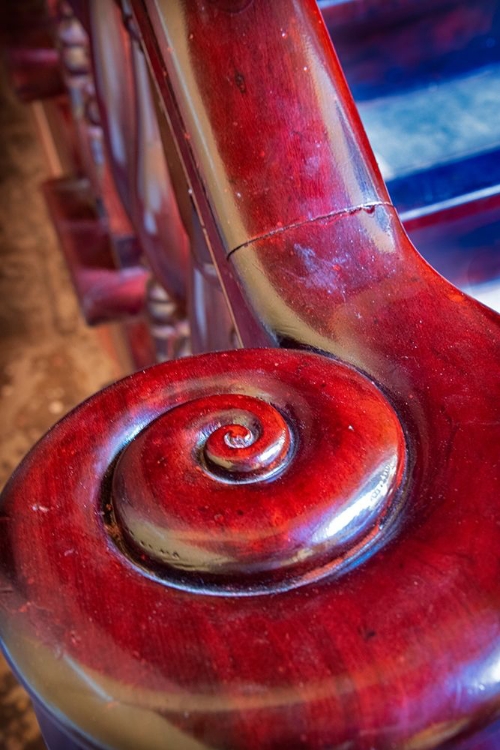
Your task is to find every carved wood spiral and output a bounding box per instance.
[0,348,409,748]
[108,355,406,593]
[2,0,500,748]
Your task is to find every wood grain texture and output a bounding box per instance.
[132,0,500,747]
[136,0,390,255]
[111,367,405,594]
[0,349,407,750]
[1,0,500,749]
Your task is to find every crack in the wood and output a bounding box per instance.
[226,201,393,260]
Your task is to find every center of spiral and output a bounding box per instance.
[108,352,406,594]
[201,402,292,483]
[223,425,255,449]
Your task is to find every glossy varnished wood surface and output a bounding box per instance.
[136,0,390,257]
[1,1,500,749]
[88,0,189,305]
[133,0,500,747]
[0,349,409,750]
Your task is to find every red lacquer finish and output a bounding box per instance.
[132,0,500,747]
[55,1,143,271]
[111,374,405,594]
[0,349,409,750]
[135,0,390,259]
[88,0,189,305]
[4,42,64,103]
[129,35,189,304]
[0,2,65,102]
[43,176,149,324]
[188,211,236,354]
[88,0,136,221]
[2,1,500,749]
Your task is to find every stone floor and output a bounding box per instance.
[0,62,128,749]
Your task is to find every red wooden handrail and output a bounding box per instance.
[1,2,500,749]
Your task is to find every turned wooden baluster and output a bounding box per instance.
[87,0,190,337]
[55,0,141,268]
[1,2,500,750]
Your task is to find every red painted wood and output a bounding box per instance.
[4,43,64,102]
[136,0,390,259]
[188,210,236,354]
[188,259,235,354]
[0,0,64,101]
[129,34,189,304]
[401,191,500,290]
[43,177,149,324]
[132,1,500,747]
[55,1,144,271]
[1,1,500,749]
[0,350,409,750]
[88,0,136,221]
[111,376,405,593]
[122,317,157,370]
[88,0,189,305]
